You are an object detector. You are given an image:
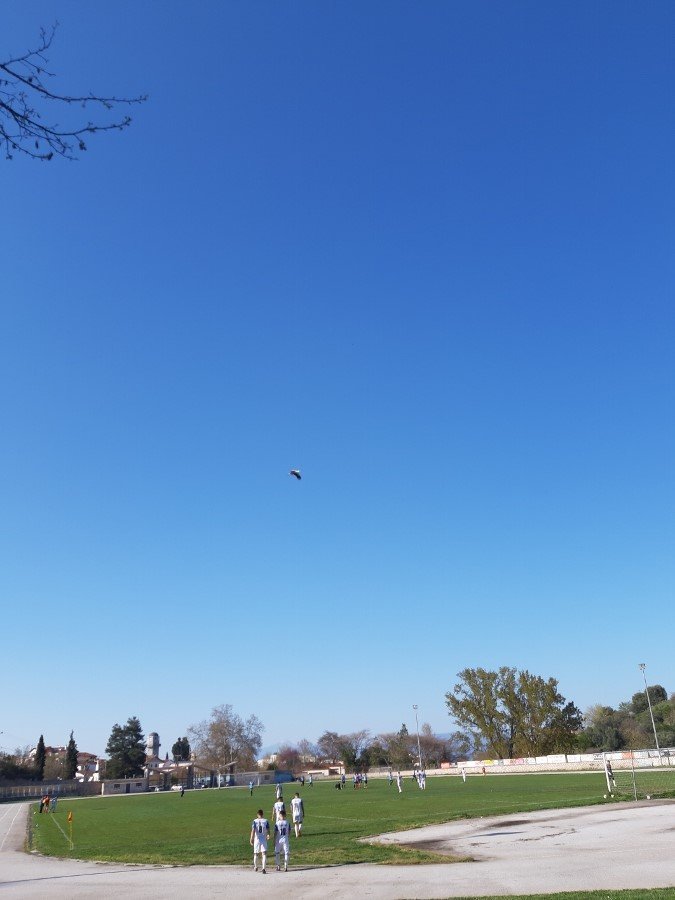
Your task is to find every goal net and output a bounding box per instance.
[603,749,675,800]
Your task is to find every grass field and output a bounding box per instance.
[452,893,675,900]
[30,772,610,867]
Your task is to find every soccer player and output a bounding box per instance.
[272,795,286,823]
[275,783,283,800]
[250,809,270,874]
[308,773,313,787]
[291,791,305,838]
[274,809,291,871]
[396,773,403,793]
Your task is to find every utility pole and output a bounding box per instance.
[639,663,661,758]
[412,705,422,770]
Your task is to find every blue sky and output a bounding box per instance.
[1,1,673,758]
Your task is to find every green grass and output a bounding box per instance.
[452,893,675,900]
[30,772,609,867]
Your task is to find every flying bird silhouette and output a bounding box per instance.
[289,469,302,480]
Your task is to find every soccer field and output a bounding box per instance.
[31,772,607,866]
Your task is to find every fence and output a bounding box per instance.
[0,779,100,802]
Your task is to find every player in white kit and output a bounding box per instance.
[250,809,270,874]
[291,792,305,837]
[272,796,286,823]
[274,809,291,871]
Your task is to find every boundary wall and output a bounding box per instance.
[440,747,675,776]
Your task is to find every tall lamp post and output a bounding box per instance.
[412,705,422,770]
[638,663,661,757]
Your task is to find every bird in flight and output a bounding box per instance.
[289,469,302,480]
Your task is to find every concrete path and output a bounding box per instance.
[1,800,674,898]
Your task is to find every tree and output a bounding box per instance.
[445,667,516,759]
[43,752,65,781]
[105,717,146,779]
[419,723,448,768]
[631,685,667,715]
[316,731,342,762]
[316,730,372,770]
[446,730,473,762]
[187,705,263,774]
[0,753,36,782]
[338,731,372,771]
[65,731,78,780]
[297,739,318,765]
[579,690,675,752]
[171,737,191,762]
[34,735,46,781]
[514,672,583,756]
[445,667,582,759]
[373,728,415,770]
[276,744,302,772]
[0,23,146,161]
[580,705,629,752]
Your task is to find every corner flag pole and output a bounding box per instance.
[67,811,73,849]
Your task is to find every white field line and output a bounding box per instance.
[0,804,17,826]
[312,814,364,822]
[47,812,73,849]
[0,804,26,852]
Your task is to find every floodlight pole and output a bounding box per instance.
[639,663,661,757]
[413,705,422,770]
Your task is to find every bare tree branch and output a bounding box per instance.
[0,22,146,160]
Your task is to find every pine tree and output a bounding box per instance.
[105,717,146,779]
[172,737,191,762]
[34,735,46,781]
[65,731,78,780]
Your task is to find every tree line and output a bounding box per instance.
[4,670,672,783]
[445,666,674,758]
[578,685,675,752]
[0,731,78,782]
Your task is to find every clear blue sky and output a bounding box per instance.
[2,1,673,758]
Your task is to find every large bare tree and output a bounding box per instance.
[0,23,146,160]
[188,705,263,774]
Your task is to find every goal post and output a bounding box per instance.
[603,749,675,800]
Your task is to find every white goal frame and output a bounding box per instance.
[603,748,675,800]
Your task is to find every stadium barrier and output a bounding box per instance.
[438,747,675,777]
[0,779,100,802]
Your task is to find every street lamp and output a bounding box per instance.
[638,663,661,757]
[412,705,422,770]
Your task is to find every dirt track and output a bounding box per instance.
[1,800,674,898]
